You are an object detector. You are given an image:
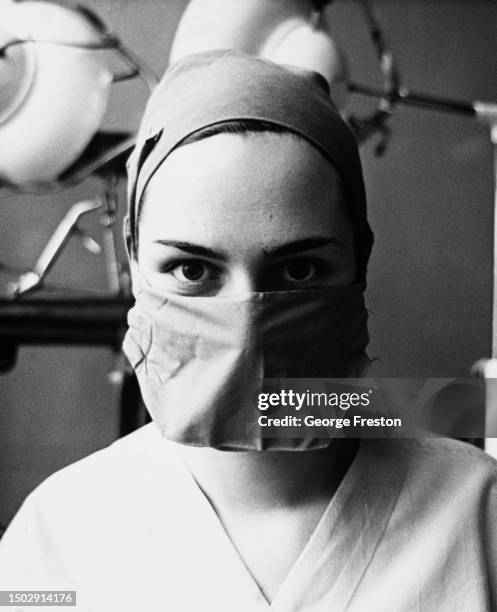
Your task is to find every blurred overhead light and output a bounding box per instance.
[0,0,156,191]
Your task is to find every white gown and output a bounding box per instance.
[0,423,496,611]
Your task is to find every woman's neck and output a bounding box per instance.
[177,438,360,516]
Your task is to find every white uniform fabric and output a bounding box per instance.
[0,424,496,611]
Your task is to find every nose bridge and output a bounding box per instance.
[221,261,261,295]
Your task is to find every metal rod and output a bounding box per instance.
[114,41,158,93]
[348,82,476,117]
[491,128,497,360]
[483,127,497,453]
[100,177,122,295]
[11,200,102,296]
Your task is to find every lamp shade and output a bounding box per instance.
[0,1,113,186]
[169,0,348,108]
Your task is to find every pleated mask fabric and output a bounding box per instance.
[123,276,370,450]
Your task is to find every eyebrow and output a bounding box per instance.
[263,237,343,259]
[153,240,227,260]
[153,236,343,261]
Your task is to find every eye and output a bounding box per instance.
[282,260,318,282]
[170,261,212,283]
[263,257,333,290]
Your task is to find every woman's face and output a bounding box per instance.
[137,132,355,296]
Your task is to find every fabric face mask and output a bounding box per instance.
[122,276,369,451]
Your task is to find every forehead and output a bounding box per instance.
[139,132,349,245]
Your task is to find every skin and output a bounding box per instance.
[134,133,358,603]
[136,132,356,294]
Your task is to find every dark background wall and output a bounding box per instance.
[1,0,496,526]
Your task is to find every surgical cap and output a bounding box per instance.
[126,49,373,279]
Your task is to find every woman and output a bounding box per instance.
[0,50,496,612]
